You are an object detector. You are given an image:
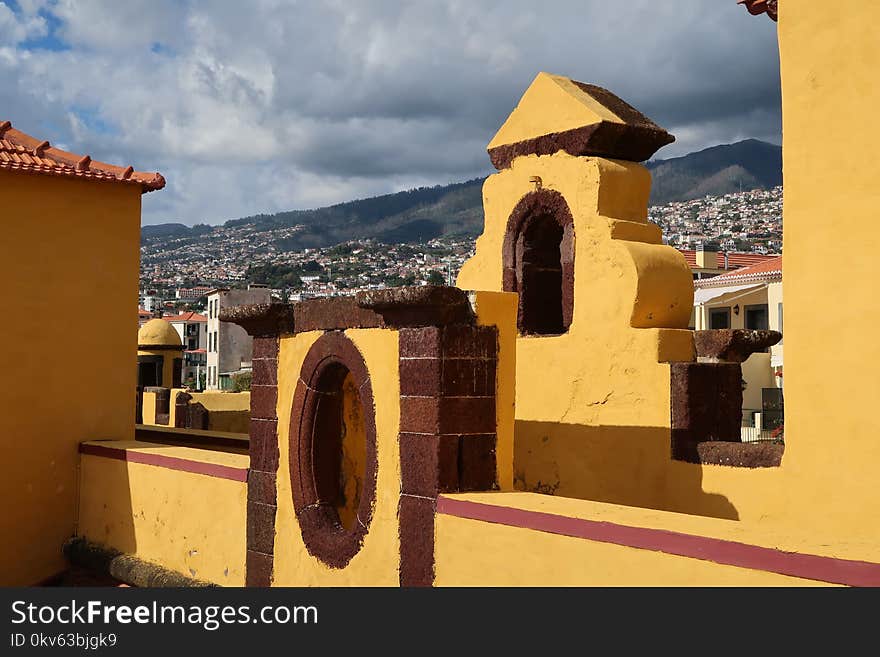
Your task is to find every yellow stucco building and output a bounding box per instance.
[0,122,164,585]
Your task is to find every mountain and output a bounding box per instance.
[142,179,485,246]
[142,139,782,246]
[646,139,782,204]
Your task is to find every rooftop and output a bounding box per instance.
[0,121,164,193]
[695,255,783,287]
[677,249,779,270]
[163,312,208,323]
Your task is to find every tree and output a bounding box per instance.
[231,371,252,392]
[426,270,446,286]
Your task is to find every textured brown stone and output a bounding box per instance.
[488,121,674,170]
[220,303,295,337]
[63,537,214,588]
[399,397,441,434]
[442,358,496,397]
[694,329,782,363]
[246,550,273,587]
[248,470,276,506]
[246,501,276,555]
[252,336,279,360]
[251,358,278,386]
[250,384,278,420]
[459,434,498,491]
[400,433,460,496]
[670,361,743,462]
[293,296,385,333]
[696,441,784,468]
[437,397,497,434]
[249,418,279,473]
[399,326,442,358]
[398,495,436,587]
[356,285,472,327]
[399,358,442,397]
[441,324,497,358]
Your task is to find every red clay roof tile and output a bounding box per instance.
[677,249,780,270]
[163,312,207,322]
[695,255,782,286]
[0,121,164,193]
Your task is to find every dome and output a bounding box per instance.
[138,318,183,348]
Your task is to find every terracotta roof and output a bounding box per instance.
[695,255,782,287]
[738,0,778,22]
[677,249,779,270]
[163,312,207,322]
[0,121,164,193]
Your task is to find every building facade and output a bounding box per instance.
[164,311,208,388]
[206,285,271,390]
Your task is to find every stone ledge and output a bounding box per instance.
[695,441,784,468]
[694,329,782,363]
[219,303,294,337]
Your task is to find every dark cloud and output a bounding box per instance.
[0,1,780,224]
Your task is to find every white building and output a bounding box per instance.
[206,285,271,390]
[692,256,784,440]
[164,311,208,389]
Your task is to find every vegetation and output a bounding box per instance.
[231,371,252,392]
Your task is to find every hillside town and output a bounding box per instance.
[140,185,783,308]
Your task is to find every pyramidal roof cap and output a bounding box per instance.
[487,72,674,169]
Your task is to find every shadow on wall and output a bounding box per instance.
[514,421,739,521]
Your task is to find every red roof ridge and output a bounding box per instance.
[695,255,783,286]
[0,121,165,193]
[163,312,207,322]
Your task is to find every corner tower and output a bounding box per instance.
[458,73,697,496]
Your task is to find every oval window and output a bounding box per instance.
[289,332,377,568]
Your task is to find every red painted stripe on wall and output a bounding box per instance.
[80,443,248,482]
[436,496,880,587]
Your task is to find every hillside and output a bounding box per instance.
[646,139,782,204]
[142,139,782,246]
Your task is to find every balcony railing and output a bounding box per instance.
[741,408,784,443]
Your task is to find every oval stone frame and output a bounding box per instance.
[289,331,378,568]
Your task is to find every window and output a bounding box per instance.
[777,302,783,343]
[289,332,377,568]
[709,307,731,329]
[745,304,769,330]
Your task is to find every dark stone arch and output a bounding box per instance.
[502,189,575,335]
[289,331,378,569]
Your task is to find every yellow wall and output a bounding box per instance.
[77,441,247,585]
[741,352,773,411]
[434,493,832,586]
[169,390,251,434]
[775,1,880,542]
[272,328,402,585]
[471,291,518,490]
[458,154,694,431]
[0,171,142,585]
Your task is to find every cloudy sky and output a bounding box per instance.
[0,0,780,225]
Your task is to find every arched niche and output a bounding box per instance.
[502,189,575,335]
